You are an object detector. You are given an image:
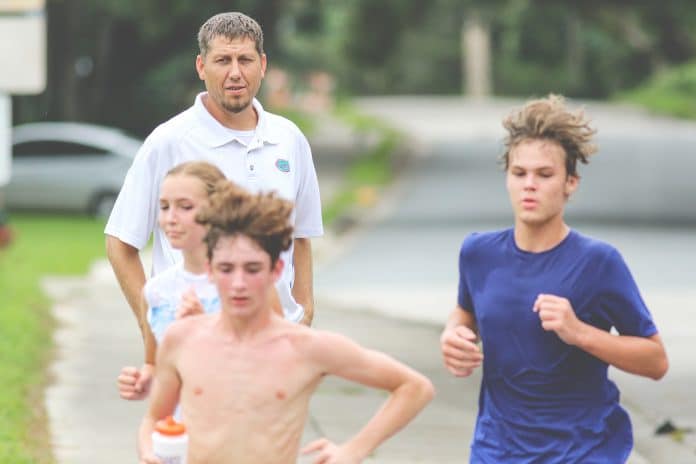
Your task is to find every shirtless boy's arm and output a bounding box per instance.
[302,332,434,462]
[137,329,182,463]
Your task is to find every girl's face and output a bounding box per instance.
[158,174,209,251]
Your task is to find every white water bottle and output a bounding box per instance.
[152,415,188,464]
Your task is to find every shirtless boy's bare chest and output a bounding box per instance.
[177,332,321,417]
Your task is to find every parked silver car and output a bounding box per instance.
[4,122,141,217]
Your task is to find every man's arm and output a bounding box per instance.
[302,332,434,462]
[534,294,668,380]
[292,237,314,326]
[106,235,148,333]
[440,306,483,377]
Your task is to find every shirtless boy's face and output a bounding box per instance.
[208,234,283,318]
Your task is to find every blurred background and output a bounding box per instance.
[2,1,696,463]
[9,0,696,133]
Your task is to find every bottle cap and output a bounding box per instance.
[154,416,186,436]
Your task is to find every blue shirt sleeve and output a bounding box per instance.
[597,248,657,337]
[457,234,476,312]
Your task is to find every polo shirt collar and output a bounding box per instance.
[192,92,280,148]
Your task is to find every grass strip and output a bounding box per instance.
[0,214,107,463]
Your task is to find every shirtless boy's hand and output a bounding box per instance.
[139,452,162,464]
[118,363,154,400]
[301,437,362,464]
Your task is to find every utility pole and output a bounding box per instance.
[461,9,492,97]
[0,0,46,184]
[0,0,46,246]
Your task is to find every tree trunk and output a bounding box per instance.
[461,9,492,97]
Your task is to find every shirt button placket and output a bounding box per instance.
[247,145,257,181]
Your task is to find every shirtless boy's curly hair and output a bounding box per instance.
[501,94,598,177]
[197,181,293,265]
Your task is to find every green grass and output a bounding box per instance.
[616,61,696,119]
[0,213,107,463]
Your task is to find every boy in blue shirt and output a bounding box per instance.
[440,95,668,463]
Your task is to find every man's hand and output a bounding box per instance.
[118,363,154,400]
[440,324,483,377]
[300,438,362,464]
[176,286,204,318]
[533,293,583,345]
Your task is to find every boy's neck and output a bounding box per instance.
[514,219,570,253]
[217,302,277,341]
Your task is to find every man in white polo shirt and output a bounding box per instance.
[105,12,323,348]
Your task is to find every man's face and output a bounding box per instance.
[506,139,578,228]
[196,35,267,117]
[208,235,282,319]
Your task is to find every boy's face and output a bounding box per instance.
[208,234,282,318]
[506,139,578,228]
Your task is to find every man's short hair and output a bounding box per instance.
[501,94,597,177]
[198,12,264,57]
[197,181,293,265]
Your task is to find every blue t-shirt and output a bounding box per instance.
[457,228,657,463]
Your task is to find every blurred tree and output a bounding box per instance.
[11,0,696,132]
[13,0,289,136]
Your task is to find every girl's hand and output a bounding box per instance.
[176,286,204,318]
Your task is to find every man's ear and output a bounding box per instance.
[195,54,205,81]
[260,53,267,79]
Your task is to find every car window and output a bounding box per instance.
[12,140,109,157]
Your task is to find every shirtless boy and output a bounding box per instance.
[137,182,434,464]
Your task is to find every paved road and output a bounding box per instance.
[315,97,696,462]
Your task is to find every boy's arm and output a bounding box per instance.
[303,332,434,461]
[533,294,668,380]
[137,330,182,460]
[440,306,483,377]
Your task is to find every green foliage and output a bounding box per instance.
[0,214,107,462]
[322,104,400,225]
[616,61,696,119]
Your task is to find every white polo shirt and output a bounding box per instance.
[105,93,323,322]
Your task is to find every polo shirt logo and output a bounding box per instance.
[275,158,290,173]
